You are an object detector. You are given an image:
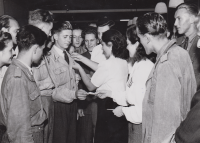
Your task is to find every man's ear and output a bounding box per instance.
[144,33,151,44]
[1,27,8,32]
[107,42,113,48]
[31,45,38,54]
[53,33,58,41]
[190,15,196,24]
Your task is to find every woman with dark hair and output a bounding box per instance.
[136,12,196,143]
[97,25,154,143]
[72,29,129,143]
[0,31,15,142]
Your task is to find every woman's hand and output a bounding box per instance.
[72,61,81,70]
[96,90,112,99]
[113,106,124,117]
[71,53,85,62]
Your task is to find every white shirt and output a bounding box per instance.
[112,59,154,124]
[91,55,128,92]
[90,44,106,64]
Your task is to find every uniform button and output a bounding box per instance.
[39,127,41,130]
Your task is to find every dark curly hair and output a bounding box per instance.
[126,25,148,64]
[17,25,47,52]
[0,31,12,51]
[102,29,129,60]
[136,12,167,38]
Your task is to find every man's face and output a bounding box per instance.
[72,29,83,48]
[174,8,192,35]
[97,25,110,42]
[0,40,15,65]
[8,19,19,44]
[55,30,72,50]
[85,33,98,51]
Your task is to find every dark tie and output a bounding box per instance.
[63,51,69,64]
[182,37,189,50]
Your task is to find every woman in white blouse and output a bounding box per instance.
[97,25,154,143]
[71,29,129,143]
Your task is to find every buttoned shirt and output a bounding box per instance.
[90,44,106,64]
[111,59,154,124]
[91,55,128,92]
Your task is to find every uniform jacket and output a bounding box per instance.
[177,35,200,90]
[44,46,77,102]
[142,40,196,143]
[0,59,46,143]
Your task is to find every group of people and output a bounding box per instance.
[0,1,199,143]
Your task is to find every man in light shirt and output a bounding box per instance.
[90,17,115,63]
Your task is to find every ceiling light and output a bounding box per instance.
[169,0,184,8]
[155,2,168,14]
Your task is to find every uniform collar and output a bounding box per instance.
[12,59,34,81]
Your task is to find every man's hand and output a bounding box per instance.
[113,106,124,117]
[77,109,85,120]
[76,89,88,100]
[96,90,112,99]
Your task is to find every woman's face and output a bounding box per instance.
[101,41,112,59]
[0,40,14,66]
[126,38,138,58]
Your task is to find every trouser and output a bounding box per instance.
[128,123,142,143]
[41,96,54,143]
[0,125,6,143]
[53,101,77,143]
[1,125,44,143]
[94,98,128,143]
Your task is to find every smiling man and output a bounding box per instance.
[174,2,200,90]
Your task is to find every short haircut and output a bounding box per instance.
[29,9,54,25]
[17,25,47,52]
[52,21,72,34]
[126,25,148,63]
[176,2,199,16]
[102,29,129,60]
[81,26,98,39]
[0,15,16,30]
[0,31,12,51]
[136,12,167,38]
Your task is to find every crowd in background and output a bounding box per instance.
[0,1,199,143]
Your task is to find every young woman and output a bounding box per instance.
[72,29,129,143]
[103,25,154,143]
[0,31,15,142]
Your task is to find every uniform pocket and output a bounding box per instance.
[53,66,70,86]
